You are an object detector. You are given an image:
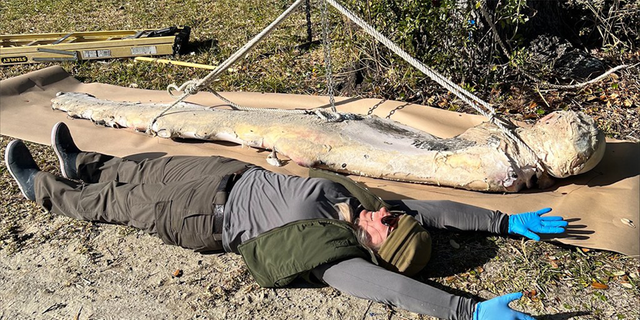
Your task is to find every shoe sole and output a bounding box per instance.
[51,122,70,179]
[4,140,34,200]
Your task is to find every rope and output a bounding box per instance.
[477,0,634,90]
[152,0,353,126]
[165,76,352,120]
[196,0,306,91]
[149,0,581,174]
[210,90,244,110]
[325,0,548,172]
[325,0,492,117]
[148,0,307,131]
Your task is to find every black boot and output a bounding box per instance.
[51,122,80,180]
[4,140,39,201]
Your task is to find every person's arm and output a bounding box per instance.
[387,201,568,241]
[312,257,476,320]
[312,258,536,320]
[385,200,508,234]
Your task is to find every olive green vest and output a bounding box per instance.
[238,219,378,287]
[237,169,389,288]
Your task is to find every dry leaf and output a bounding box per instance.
[173,269,183,277]
[591,282,609,290]
[550,260,559,269]
[623,99,633,107]
[524,289,537,298]
[581,248,590,253]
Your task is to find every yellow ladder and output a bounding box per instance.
[0,27,190,65]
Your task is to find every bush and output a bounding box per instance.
[329,0,637,103]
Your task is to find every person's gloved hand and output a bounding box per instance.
[473,292,535,320]
[509,208,568,241]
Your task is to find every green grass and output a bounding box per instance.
[1,1,639,319]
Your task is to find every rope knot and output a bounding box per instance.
[183,82,199,95]
[313,109,344,122]
[167,79,201,98]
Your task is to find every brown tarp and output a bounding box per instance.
[1,66,638,256]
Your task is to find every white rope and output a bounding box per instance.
[196,0,306,90]
[151,0,353,126]
[149,0,307,130]
[168,81,339,116]
[165,76,353,120]
[325,0,493,117]
[326,0,548,172]
[151,0,553,173]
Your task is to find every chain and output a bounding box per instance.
[366,99,387,115]
[325,0,548,173]
[321,0,337,112]
[385,102,410,119]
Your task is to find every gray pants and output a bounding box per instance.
[34,152,249,252]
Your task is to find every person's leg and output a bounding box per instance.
[8,137,224,251]
[33,172,225,252]
[76,153,249,185]
[34,170,159,232]
[53,122,249,185]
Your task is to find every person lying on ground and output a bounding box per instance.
[4,122,569,320]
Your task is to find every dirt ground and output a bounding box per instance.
[0,140,384,320]
[1,137,638,320]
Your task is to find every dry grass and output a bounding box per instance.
[1,1,639,319]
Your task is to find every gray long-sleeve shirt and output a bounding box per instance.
[222,167,507,320]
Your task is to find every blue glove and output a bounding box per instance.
[508,208,568,241]
[473,292,535,320]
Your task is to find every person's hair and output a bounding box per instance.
[334,202,382,251]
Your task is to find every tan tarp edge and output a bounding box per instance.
[1,66,638,256]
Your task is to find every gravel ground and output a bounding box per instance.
[1,137,638,320]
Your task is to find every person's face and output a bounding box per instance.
[357,207,397,248]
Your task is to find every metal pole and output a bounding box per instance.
[306,0,313,44]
